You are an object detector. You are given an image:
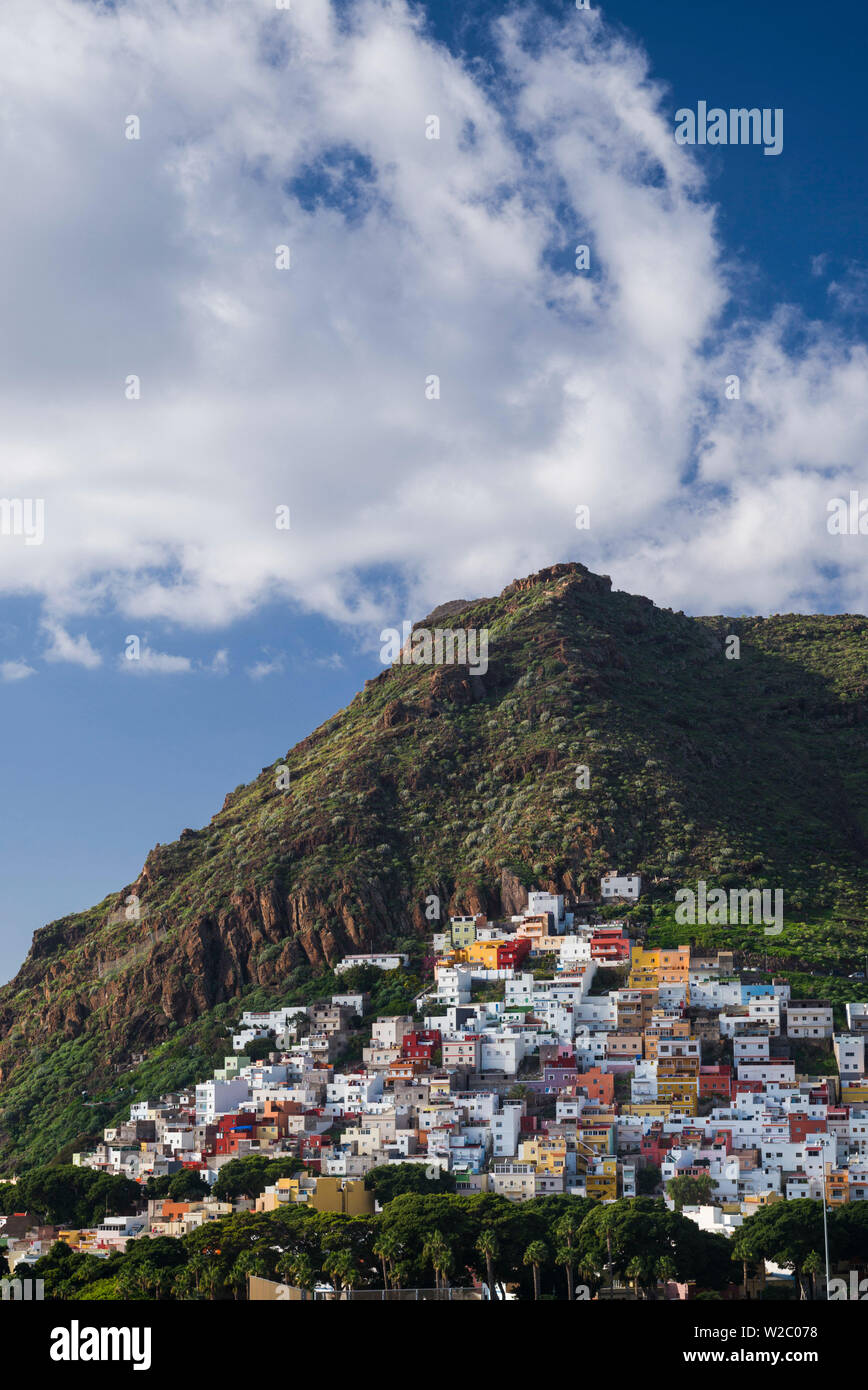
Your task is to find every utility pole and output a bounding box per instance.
[822,1161,831,1300]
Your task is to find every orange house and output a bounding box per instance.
[570,1068,615,1105]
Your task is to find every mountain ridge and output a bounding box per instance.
[0,560,866,1171]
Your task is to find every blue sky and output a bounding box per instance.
[0,0,866,981]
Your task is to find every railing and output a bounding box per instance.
[317,1287,483,1301]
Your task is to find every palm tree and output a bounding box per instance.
[803,1251,823,1301]
[188,1253,208,1296]
[373,1232,402,1291]
[476,1229,500,1301]
[230,1251,268,1300]
[655,1255,677,1299]
[523,1241,548,1301]
[599,1206,621,1290]
[625,1255,644,1299]
[555,1244,575,1301]
[576,1252,598,1297]
[731,1224,764,1298]
[278,1250,315,1298]
[154,1264,177,1301]
[201,1260,223,1301]
[326,1249,361,1300]
[555,1215,579,1300]
[422,1231,453,1294]
[171,1266,198,1300]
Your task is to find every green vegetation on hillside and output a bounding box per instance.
[0,563,865,1172]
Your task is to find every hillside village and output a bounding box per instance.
[3,875,868,1298]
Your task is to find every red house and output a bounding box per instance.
[496,938,531,969]
[698,1065,732,1099]
[788,1114,829,1144]
[590,926,630,962]
[402,1029,442,1060]
[214,1111,260,1155]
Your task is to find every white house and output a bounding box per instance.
[195,1078,251,1124]
[335,953,409,974]
[785,1003,834,1040]
[600,873,642,900]
[835,1034,866,1077]
[526,892,565,927]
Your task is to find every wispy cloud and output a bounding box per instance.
[827,263,868,315]
[246,655,285,681]
[206,647,230,676]
[41,620,102,669]
[1,659,36,683]
[120,646,193,676]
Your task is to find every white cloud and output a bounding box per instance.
[41,620,102,669]
[206,648,230,675]
[827,264,868,315]
[120,646,193,676]
[247,655,285,680]
[0,0,864,634]
[0,659,36,683]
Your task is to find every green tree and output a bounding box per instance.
[666,1173,718,1213]
[636,1165,661,1196]
[523,1240,548,1301]
[475,1228,500,1301]
[364,1163,456,1206]
[422,1230,454,1293]
[734,1201,825,1301]
[625,1255,644,1299]
[554,1214,580,1301]
[802,1250,823,1301]
[278,1250,316,1296]
[211,1155,303,1203]
[655,1254,678,1296]
[167,1168,210,1201]
[373,1231,403,1291]
[325,1249,361,1299]
[230,1250,268,1300]
[171,1266,200,1300]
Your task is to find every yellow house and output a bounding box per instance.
[518,1137,567,1175]
[656,1081,698,1116]
[585,1158,618,1202]
[57,1229,85,1250]
[621,1102,672,1119]
[312,1177,375,1216]
[464,940,504,970]
[629,945,690,991]
[256,1175,374,1216]
[743,1190,782,1209]
[644,1015,692,1059]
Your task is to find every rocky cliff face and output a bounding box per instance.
[0,561,865,1169]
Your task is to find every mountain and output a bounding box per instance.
[1,561,866,1171]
